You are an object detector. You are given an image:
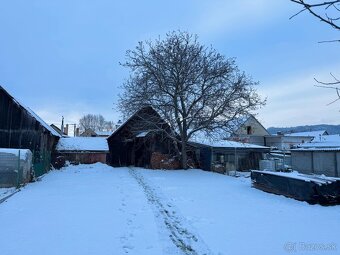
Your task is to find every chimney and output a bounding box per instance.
[75,128,80,137]
[65,124,69,135]
[61,116,64,133]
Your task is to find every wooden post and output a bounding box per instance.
[16,150,21,188]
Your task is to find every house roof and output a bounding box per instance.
[0,85,61,137]
[95,131,113,136]
[56,137,109,152]
[296,134,340,149]
[285,130,327,140]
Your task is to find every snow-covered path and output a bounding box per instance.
[0,163,339,255]
[0,164,164,255]
[128,168,211,255]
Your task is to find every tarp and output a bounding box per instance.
[251,170,340,205]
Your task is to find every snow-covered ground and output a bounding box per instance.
[0,163,339,255]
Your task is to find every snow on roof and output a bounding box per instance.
[285,130,327,139]
[95,131,113,136]
[189,132,268,149]
[25,107,61,137]
[296,134,340,149]
[0,86,61,137]
[292,147,340,152]
[136,131,150,138]
[56,137,109,152]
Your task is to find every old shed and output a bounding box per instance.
[107,107,179,169]
[55,137,109,164]
[190,137,270,174]
[0,85,61,176]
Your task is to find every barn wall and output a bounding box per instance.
[107,107,179,168]
[0,88,59,176]
[56,152,108,164]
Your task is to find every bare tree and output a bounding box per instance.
[79,114,113,132]
[290,0,340,34]
[119,31,264,169]
[289,0,340,101]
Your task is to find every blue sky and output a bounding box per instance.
[0,0,339,128]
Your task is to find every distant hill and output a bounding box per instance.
[267,124,340,135]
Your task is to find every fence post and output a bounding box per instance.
[16,150,21,188]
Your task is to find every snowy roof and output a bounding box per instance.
[189,132,269,149]
[0,86,61,137]
[56,137,109,152]
[285,130,327,139]
[136,131,150,138]
[296,134,340,149]
[95,131,113,136]
[292,147,340,152]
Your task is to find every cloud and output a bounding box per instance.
[257,64,340,127]
[195,0,287,37]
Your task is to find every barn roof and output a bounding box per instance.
[56,137,109,152]
[0,85,61,137]
[107,106,165,139]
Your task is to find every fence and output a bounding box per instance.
[0,149,32,188]
[32,150,52,177]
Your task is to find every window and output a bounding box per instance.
[246,126,252,135]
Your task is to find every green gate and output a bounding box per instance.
[32,150,51,177]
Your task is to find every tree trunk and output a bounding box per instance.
[181,140,188,169]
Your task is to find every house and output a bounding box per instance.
[228,115,270,146]
[285,130,328,141]
[55,137,109,165]
[107,107,180,169]
[80,128,98,137]
[0,85,61,176]
[80,128,112,137]
[264,134,314,151]
[190,134,270,173]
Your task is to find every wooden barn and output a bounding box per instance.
[0,85,61,176]
[107,107,180,169]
